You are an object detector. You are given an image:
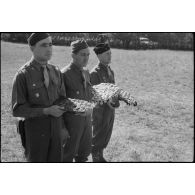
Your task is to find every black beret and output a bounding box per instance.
[28,33,50,46]
[71,39,89,54]
[93,43,110,55]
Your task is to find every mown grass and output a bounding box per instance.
[1,41,194,162]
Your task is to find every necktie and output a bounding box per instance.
[42,65,50,88]
[107,66,113,80]
[81,70,87,89]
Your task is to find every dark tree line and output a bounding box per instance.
[112,33,193,50]
[1,33,193,50]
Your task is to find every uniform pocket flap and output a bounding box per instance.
[30,82,45,90]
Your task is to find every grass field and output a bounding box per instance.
[1,41,194,162]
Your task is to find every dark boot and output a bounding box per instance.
[74,156,88,163]
[100,150,107,162]
[92,150,107,162]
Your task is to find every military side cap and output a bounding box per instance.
[71,39,89,54]
[28,33,50,46]
[94,43,110,55]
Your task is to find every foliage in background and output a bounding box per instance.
[1,32,194,50]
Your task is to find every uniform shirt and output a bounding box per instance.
[61,63,92,161]
[12,58,66,118]
[90,63,115,85]
[61,62,91,102]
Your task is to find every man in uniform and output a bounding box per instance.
[12,33,68,162]
[61,39,92,162]
[90,43,120,162]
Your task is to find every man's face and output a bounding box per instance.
[73,48,90,68]
[98,49,111,65]
[31,37,53,62]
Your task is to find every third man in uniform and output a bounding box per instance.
[90,43,120,162]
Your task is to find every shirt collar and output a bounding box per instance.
[30,58,52,71]
[70,62,83,74]
[98,62,109,71]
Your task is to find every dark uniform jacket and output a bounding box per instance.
[12,58,66,162]
[61,62,92,161]
[62,63,91,101]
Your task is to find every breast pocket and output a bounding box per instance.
[68,87,82,99]
[28,82,46,105]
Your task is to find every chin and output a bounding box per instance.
[45,56,52,61]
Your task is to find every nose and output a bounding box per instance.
[48,46,52,51]
[85,55,89,60]
[47,46,52,53]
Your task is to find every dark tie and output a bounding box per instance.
[107,66,113,80]
[81,69,88,90]
[42,65,50,88]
